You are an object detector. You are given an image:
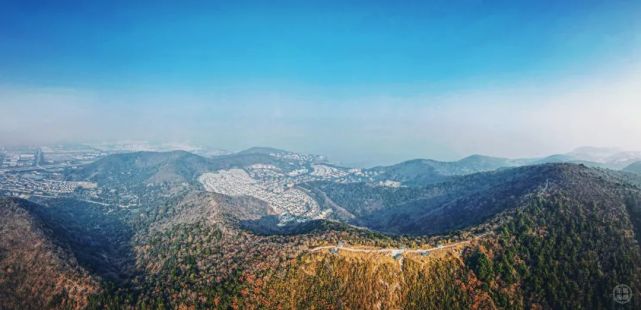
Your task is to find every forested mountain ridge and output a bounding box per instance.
[64,149,312,188]
[366,154,522,186]
[4,147,641,309]
[257,189,641,309]
[78,164,641,308]
[65,150,213,187]
[306,163,641,235]
[0,198,101,310]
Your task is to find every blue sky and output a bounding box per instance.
[1,0,641,165]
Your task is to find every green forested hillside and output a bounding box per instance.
[84,164,641,309]
[248,191,641,309]
[0,198,100,310]
[4,163,641,309]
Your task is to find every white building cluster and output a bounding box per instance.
[198,169,327,221]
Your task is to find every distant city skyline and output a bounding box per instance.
[1,1,641,166]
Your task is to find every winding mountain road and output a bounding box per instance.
[308,233,490,256]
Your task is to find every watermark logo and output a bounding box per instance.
[613,284,632,304]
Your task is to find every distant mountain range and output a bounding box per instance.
[61,145,641,236]
[367,155,524,186]
[66,146,320,183]
[66,150,213,187]
[367,146,641,186]
[66,146,641,188]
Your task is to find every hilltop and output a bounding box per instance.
[65,150,212,187]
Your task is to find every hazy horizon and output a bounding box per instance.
[2,1,641,166]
